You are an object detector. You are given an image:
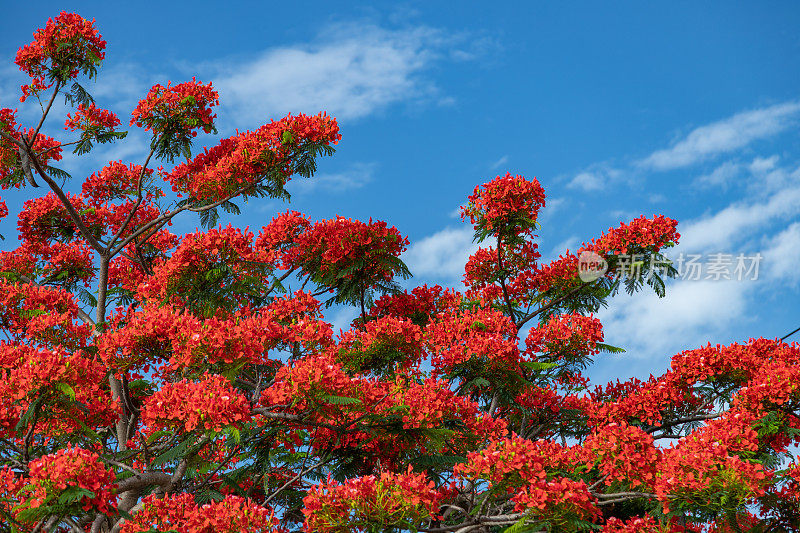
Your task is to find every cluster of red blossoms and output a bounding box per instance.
[303,470,443,532]
[525,312,605,358]
[167,112,340,201]
[461,172,546,236]
[130,78,219,138]
[5,11,800,533]
[15,11,106,101]
[64,102,121,137]
[290,217,409,284]
[0,108,62,187]
[21,446,117,516]
[141,373,250,434]
[120,493,281,533]
[582,215,680,256]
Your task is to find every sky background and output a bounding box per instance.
[2,1,800,386]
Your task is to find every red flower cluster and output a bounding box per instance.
[287,217,409,292]
[337,315,425,372]
[528,252,580,293]
[583,422,659,489]
[130,78,218,137]
[303,469,442,532]
[0,343,118,437]
[100,292,333,377]
[461,172,546,236]
[426,307,519,374]
[17,191,99,244]
[64,103,120,135]
[582,215,679,256]
[602,515,686,532]
[0,280,94,349]
[121,493,281,533]
[137,225,264,310]
[0,108,62,187]
[525,312,604,359]
[23,446,116,515]
[141,373,249,433]
[261,353,362,411]
[167,112,340,201]
[82,160,155,204]
[655,437,768,514]
[15,12,105,100]
[513,477,599,523]
[370,284,460,324]
[381,377,507,446]
[456,435,579,487]
[255,210,312,267]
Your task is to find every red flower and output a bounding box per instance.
[15,12,105,100]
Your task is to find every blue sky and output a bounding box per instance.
[2,2,800,385]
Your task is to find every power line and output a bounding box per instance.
[781,325,800,342]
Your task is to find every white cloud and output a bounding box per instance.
[568,171,605,191]
[328,306,360,337]
[639,101,800,171]
[287,162,375,194]
[547,235,579,261]
[0,64,22,108]
[677,185,800,252]
[762,222,800,286]
[490,155,509,170]
[746,157,800,194]
[694,160,741,188]
[539,197,566,223]
[598,279,751,359]
[449,205,465,219]
[749,155,779,175]
[402,226,478,280]
[211,23,460,126]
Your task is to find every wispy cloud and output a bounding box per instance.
[287,162,375,195]
[568,171,605,191]
[598,279,752,361]
[762,222,800,287]
[209,22,468,126]
[639,101,800,171]
[694,160,741,189]
[678,184,800,253]
[490,155,509,170]
[567,165,622,192]
[547,235,579,261]
[403,226,478,281]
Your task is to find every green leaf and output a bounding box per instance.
[55,382,76,401]
[596,342,626,354]
[502,517,541,533]
[57,486,94,505]
[521,361,558,371]
[151,437,194,466]
[411,455,466,468]
[322,395,362,405]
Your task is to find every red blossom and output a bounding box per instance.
[130,78,219,138]
[461,172,546,237]
[120,493,281,533]
[15,12,105,100]
[22,446,116,515]
[141,373,249,433]
[167,112,340,201]
[303,469,442,532]
[64,103,120,134]
[526,312,604,358]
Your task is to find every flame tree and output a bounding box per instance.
[0,12,799,533]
